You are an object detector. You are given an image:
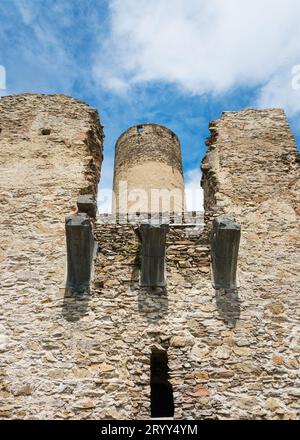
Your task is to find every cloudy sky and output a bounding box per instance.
[0,0,299,210]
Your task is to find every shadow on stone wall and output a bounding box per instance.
[215,289,240,328]
[138,287,169,322]
[62,288,90,322]
[130,252,169,322]
[130,248,141,292]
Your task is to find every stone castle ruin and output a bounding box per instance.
[113,123,185,214]
[0,94,299,419]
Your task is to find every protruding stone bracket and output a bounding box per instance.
[77,194,97,218]
[138,222,169,287]
[65,213,97,293]
[211,215,241,289]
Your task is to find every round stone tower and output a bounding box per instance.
[112,123,185,214]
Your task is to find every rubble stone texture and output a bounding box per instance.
[0,94,104,419]
[0,97,299,420]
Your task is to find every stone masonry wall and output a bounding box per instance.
[113,124,185,214]
[199,109,300,418]
[0,94,103,419]
[0,99,299,420]
[90,109,300,420]
[114,124,183,174]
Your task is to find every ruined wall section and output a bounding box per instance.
[1,99,299,420]
[89,220,211,419]
[200,108,300,418]
[202,109,299,214]
[88,109,300,420]
[0,94,103,418]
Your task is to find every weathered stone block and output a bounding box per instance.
[65,213,97,292]
[211,215,241,289]
[77,194,97,218]
[139,222,169,287]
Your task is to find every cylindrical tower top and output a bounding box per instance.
[114,123,183,174]
[113,123,185,214]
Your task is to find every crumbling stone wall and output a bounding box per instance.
[0,94,103,419]
[92,109,299,420]
[202,109,299,213]
[0,98,299,420]
[199,109,300,418]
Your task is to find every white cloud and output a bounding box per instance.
[94,0,300,99]
[257,67,300,115]
[184,168,203,211]
[2,0,90,94]
[0,65,6,90]
[97,155,115,213]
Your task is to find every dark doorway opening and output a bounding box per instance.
[150,349,174,418]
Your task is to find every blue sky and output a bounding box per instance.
[0,0,299,211]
